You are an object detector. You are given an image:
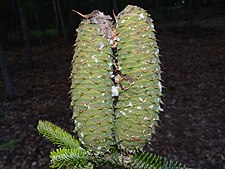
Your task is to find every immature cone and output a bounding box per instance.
[70,11,114,152]
[71,5,162,153]
[114,5,162,151]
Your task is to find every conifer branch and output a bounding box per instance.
[128,151,188,169]
[37,120,81,149]
[50,148,92,169]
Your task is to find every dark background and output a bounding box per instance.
[0,0,225,168]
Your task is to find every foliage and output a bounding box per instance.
[130,152,186,169]
[37,120,80,149]
[38,120,91,168]
[50,148,92,169]
[37,120,188,169]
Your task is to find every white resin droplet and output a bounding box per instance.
[111,86,120,96]
[127,102,133,107]
[91,55,98,63]
[157,98,161,103]
[99,42,105,50]
[120,111,126,116]
[144,117,150,120]
[137,106,142,110]
[158,107,164,111]
[110,39,114,45]
[155,48,159,55]
[121,19,126,24]
[141,67,148,71]
[149,105,154,109]
[139,13,145,19]
[158,81,162,92]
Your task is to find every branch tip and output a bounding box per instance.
[72,10,89,19]
[112,10,117,22]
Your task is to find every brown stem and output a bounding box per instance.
[72,10,89,19]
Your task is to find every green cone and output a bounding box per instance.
[70,11,114,152]
[114,5,162,151]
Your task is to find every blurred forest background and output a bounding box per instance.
[0,0,225,169]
